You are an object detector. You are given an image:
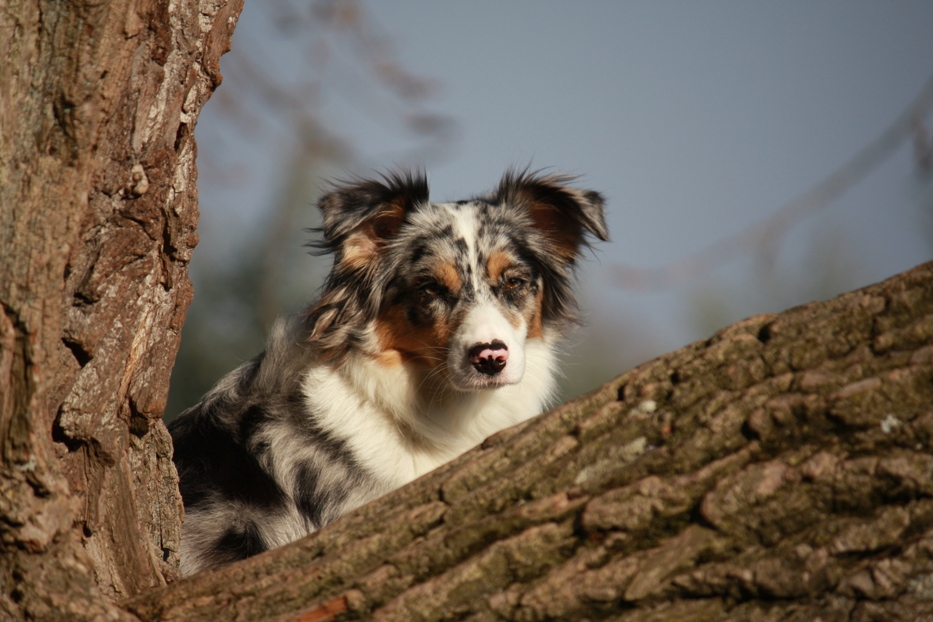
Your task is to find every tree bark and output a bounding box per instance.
[124,261,933,621]
[0,1,242,619]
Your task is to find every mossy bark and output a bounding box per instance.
[126,262,933,621]
[0,1,242,619]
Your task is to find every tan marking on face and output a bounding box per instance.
[486,250,514,283]
[526,285,544,338]
[435,261,462,295]
[486,251,527,329]
[373,302,454,370]
[489,253,537,332]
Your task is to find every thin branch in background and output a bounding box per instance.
[915,114,932,176]
[221,0,454,164]
[611,73,933,291]
[301,0,458,163]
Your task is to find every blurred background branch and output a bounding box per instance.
[610,73,933,291]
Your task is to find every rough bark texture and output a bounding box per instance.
[124,261,933,621]
[0,0,242,619]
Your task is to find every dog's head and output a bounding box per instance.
[306,170,607,391]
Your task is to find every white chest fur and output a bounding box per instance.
[300,338,557,491]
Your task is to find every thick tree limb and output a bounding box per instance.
[127,262,933,621]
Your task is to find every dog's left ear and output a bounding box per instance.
[495,171,608,262]
[314,171,429,268]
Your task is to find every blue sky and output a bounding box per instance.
[190,1,933,397]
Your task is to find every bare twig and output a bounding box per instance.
[611,73,933,291]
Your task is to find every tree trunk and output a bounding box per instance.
[123,261,933,622]
[0,1,242,619]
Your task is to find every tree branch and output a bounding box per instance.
[127,261,933,621]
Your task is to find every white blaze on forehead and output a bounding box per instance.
[444,203,481,292]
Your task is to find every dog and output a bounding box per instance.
[168,169,608,574]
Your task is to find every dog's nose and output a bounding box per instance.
[468,341,509,376]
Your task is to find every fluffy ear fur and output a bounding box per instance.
[493,170,608,327]
[494,169,609,262]
[304,171,429,359]
[312,171,429,269]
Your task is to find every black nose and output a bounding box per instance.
[468,341,509,376]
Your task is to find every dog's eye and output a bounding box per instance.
[421,281,445,298]
[505,276,526,290]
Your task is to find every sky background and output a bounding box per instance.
[170,1,933,412]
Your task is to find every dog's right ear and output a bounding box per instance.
[312,171,429,269]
